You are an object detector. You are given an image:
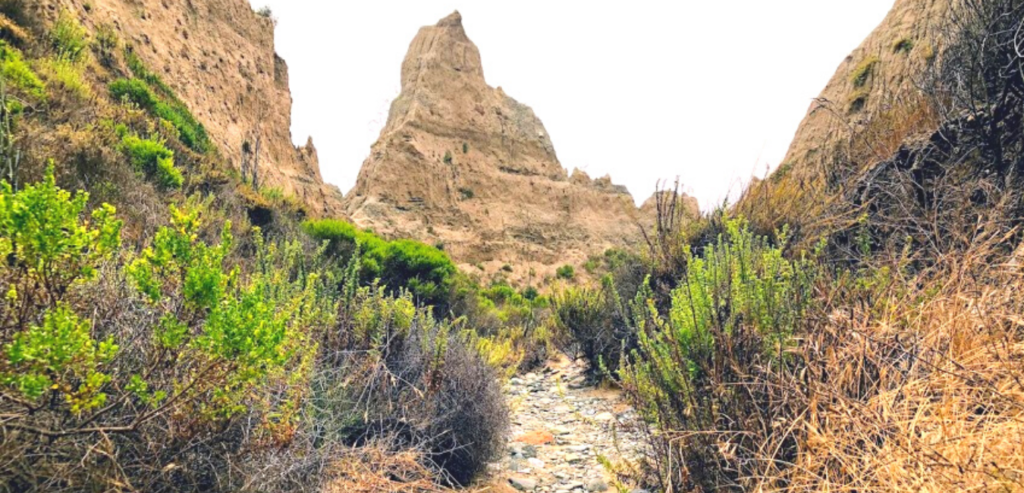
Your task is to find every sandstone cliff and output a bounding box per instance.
[345,11,678,281]
[38,0,343,216]
[778,0,952,185]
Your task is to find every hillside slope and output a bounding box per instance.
[744,0,954,232]
[36,0,344,216]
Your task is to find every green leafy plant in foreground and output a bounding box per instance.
[619,219,820,489]
[0,165,122,412]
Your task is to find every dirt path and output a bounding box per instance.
[482,357,649,493]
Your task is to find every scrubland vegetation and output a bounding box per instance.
[0,5,545,491]
[1,0,1023,492]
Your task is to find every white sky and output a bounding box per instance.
[250,1,894,210]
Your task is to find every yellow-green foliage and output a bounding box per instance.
[0,166,122,411]
[50,11,88,63]
[850,55,880,88]
[0,40,44,100]
[39,57,91,99]
[127,202,323,418]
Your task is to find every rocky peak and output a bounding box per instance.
[345,12,673,282]
[401,10,483,91]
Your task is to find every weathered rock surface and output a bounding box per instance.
[41,0,344,216]
[777,0,953,184]
[345,12,689,281]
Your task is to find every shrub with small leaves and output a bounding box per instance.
[118,130,183,188]
[0,40,44,100]
[50,11,88,63]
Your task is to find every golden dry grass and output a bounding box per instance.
[323,446,447,493]
[753,248,1024,492]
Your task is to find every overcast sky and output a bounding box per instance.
[249,1,894,210]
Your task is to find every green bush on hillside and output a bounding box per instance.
[0,40,44,100]
[303,218,458,308]
[556,264,575,280]
[117,128,184,188]
[110,73,210,153]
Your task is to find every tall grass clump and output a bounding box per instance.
[0,40,43,100]
[49,11,87,63]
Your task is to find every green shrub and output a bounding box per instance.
[50,11,88,63]
[119,132,184,188]
[619,219,820,489]
[0,40,44,100]
[39,57,91,99]
[556,264,575,280]
[303,219,458,309]
[0,164,122,416]
[110,65,210,153]
[109,77,155,107]
[443,150,453,164]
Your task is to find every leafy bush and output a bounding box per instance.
[0,168,121,413]
[39,57,91,99]
[0,177,333,491]
[0,40,44,100]
[619,220,820,490]
[50,11,88,63]
[109,77,155,107]
[303,219,458,309]
[552,275,632,376]
[556,264,575,280]
[110,71,210,153]
[118,129,184,188]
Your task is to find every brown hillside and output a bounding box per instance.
[36,0,344,216]
[743,0,954,233]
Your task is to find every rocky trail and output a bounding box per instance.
[482,358,649,493]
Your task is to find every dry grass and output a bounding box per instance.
[323,446,447,493]
[752,246,1024,492]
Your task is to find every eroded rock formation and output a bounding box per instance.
[345,11,683,280]
[42,0,344,215]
